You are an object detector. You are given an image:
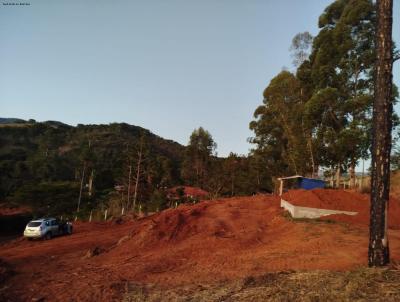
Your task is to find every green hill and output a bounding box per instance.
[0,120,185,216]
[0,117,27,124]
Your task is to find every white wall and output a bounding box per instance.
[280,199,358,219]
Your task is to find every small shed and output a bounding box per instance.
[278,175,325,196]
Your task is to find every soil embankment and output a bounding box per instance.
[0,191,399,301]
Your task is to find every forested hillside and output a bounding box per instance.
[0,120,185,216]
[0,120,270,217]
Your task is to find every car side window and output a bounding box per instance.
[45,221,50,226]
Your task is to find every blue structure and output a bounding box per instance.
[298,177,325,190]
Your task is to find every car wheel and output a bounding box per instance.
[45,232,52,240]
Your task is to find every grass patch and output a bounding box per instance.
[123,268,400,302]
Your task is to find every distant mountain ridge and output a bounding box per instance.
[0,117,79,128]
[0,117,27,124]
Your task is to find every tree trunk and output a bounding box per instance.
[308,135,315,178]
[88,169,94,197]
[349,161,356,189]
[335,165,341,189]
[195,156,200,187]
[301,119,315,177]
[127,164,132,209]
[279,112,298,174]
[133,142,143,211]
[231,173,235,197]
[369,0,393,267]
[360,160,365,191]
[77,162,86,213]
[231,163,235,196]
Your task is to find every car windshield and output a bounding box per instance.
[28,222,42,227]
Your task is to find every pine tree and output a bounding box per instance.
[368,0,393,267]
[181,127,216,188]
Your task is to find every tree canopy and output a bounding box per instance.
[250,0,398,186]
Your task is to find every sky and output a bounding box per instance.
[1,0,399,158]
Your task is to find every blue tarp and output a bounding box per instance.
[298,177,325,190]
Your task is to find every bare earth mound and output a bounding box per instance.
[1,192,400,301]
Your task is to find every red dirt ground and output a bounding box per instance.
[1,191,400,301]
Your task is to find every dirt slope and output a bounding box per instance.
[391,170,400,199]
[1,192,400,301]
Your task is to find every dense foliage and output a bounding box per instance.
[250,0,398,186]
[0,121,185,216]
[0,121,270,217]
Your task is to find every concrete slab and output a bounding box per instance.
[280,199,358,219]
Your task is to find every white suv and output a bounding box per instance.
[23,218,72,240]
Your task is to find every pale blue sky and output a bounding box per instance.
[1,0,399,158]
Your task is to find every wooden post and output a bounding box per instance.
[279,178,283,196]
[104,209,108,221]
